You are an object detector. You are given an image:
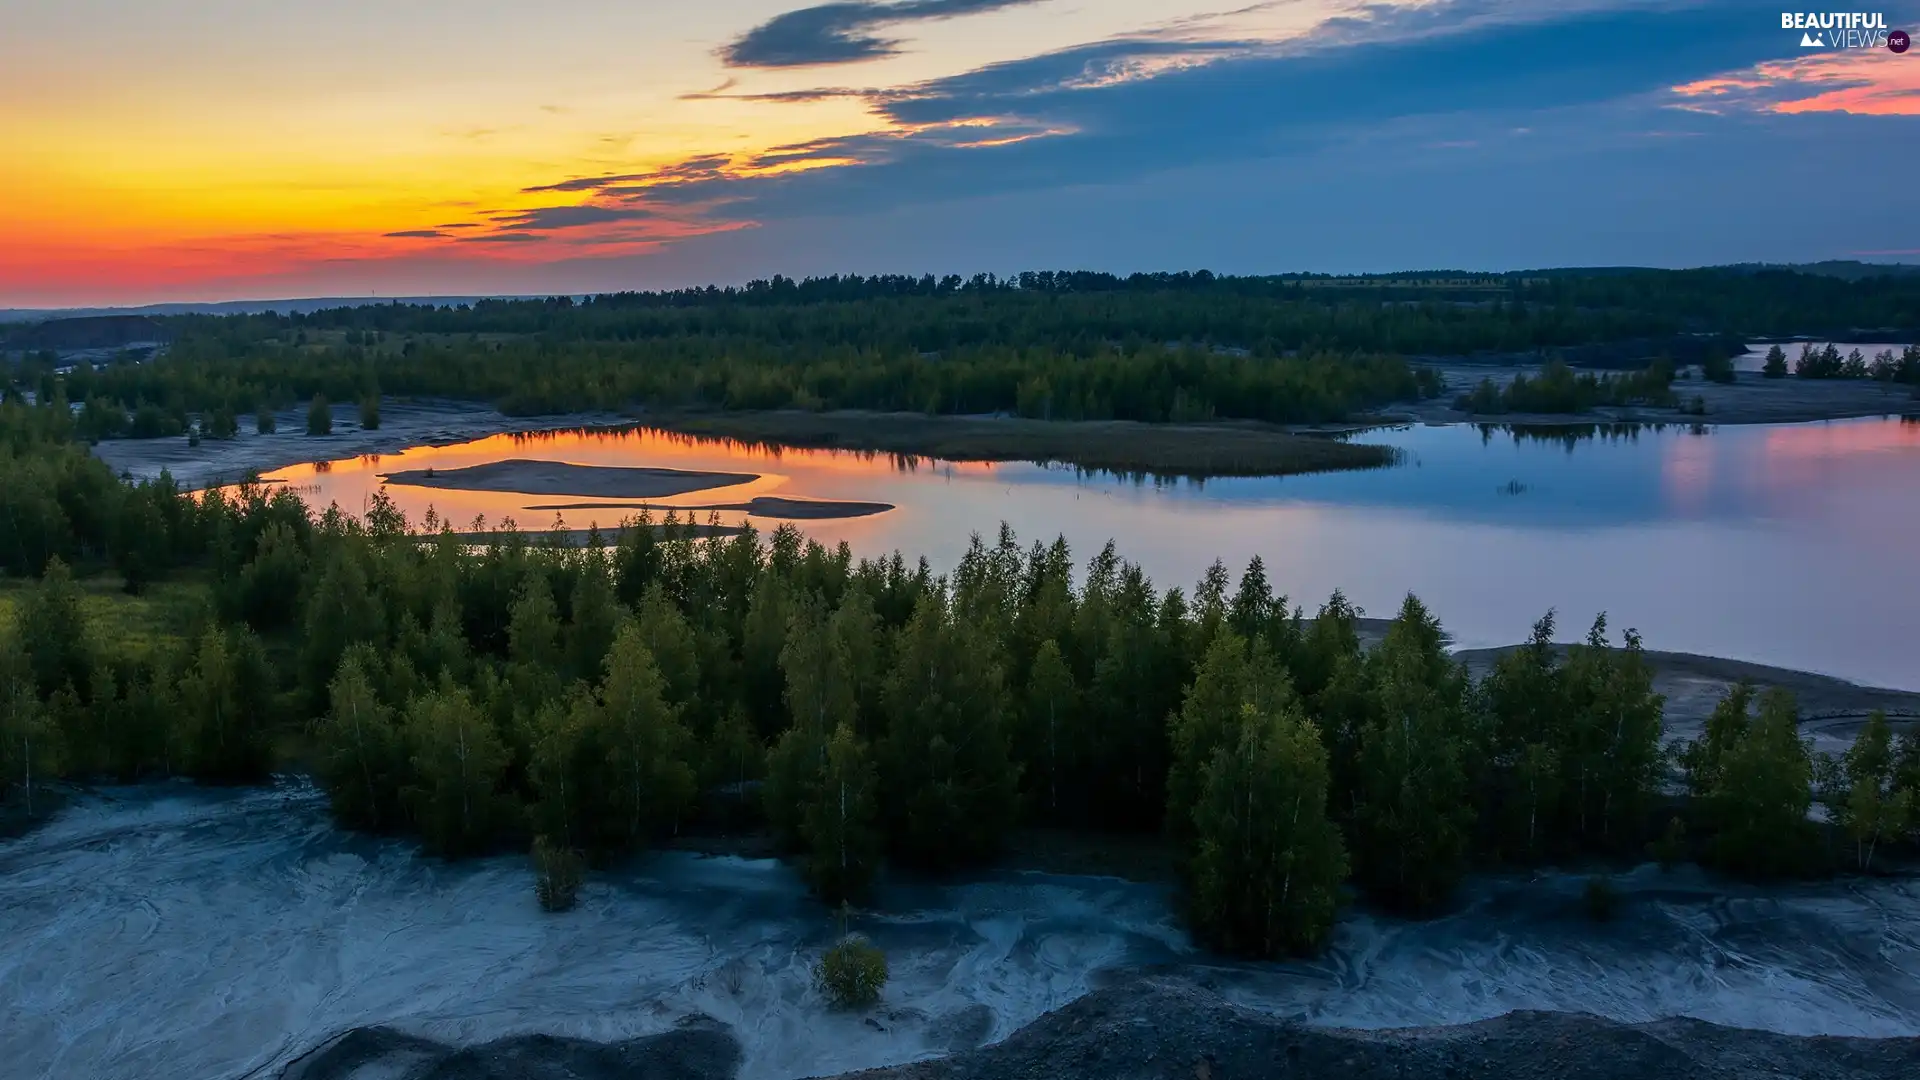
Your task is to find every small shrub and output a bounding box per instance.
[531,836,584,913]
[1583,874,1618,922]
[256,407,276,435]
[816,935,888,1008]
[359,395,381,430]
[307,394,332,436]
[1701,353,1736,384]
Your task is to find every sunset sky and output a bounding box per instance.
[5,0,1918,308]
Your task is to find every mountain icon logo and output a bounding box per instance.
[1800,31,1826,46]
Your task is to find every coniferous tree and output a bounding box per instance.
[1190,703,1347,958]
[1762,345,1788,379]
[307,394,332,435]
[1351,594,1480,912]
[19,556,91,699]
[1019,638,1077,823]
[880,592,1019,868]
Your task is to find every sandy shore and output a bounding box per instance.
[381,459,757,499]
[89,399,631,490]
[1396,364,1918,426]
[635,409,1397,477]
[1452,642,1920,756]
[445,522,743,545]
[518,495,895,520]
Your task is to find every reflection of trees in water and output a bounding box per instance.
[1476,421,1709,452]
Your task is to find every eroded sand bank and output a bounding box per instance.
[380,459,758,499]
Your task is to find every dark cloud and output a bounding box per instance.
[456,232,547,244]
[722,0,1045,69]
[384,230,448,239]
[492,205,658,231]
[679,86,874,103]
[518,0,1913,271]
[525,155,733,194]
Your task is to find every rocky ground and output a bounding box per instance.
[283,977,1920,1080]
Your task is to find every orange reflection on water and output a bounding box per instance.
[233,426,1002,535]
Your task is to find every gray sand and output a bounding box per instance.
[382,459,758,499]
[518,496,895,520]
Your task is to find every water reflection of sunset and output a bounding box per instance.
[228,426,1003,536]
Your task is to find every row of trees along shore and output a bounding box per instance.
[1761,343,1920,381]
[10,266,1919,431]
[5,413,1919,958]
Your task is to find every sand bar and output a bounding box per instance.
[518,495,893,520]
[380,459,758,498]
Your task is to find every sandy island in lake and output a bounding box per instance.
[380,459,758,499]
[519,495,894,520]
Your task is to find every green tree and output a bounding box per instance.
[358,394,381,430]
[801,723,883,905]
[0,632,62,816]
[177,626,275,782]
[1704,687,1815,878]
[1829,710,1913,873]
[1682,682,1754,800]
[1761,345,1788,379]
[1190,703,1348,958]
[1019,638,1078,823]
[19,556,91,699]
[313,645,405,832]
[1559,616,1665,850]
[307,394,332,435]
[405,678,510,855]
[880,593,1019,869]
[1350,594,1480,912]
[596,623,696,848]
[255,405,277,434]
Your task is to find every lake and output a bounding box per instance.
[249,416,1920,690]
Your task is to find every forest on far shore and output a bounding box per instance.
[4,390,1918,959]
[7,265,1920,430]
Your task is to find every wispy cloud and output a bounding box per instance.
[722,0,1048,68]
[384,229,449,239]
[490,205,658,231]
[1673,51,1920,117]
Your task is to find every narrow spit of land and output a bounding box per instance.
[634,410,1398,477]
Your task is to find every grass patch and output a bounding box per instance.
[636,410,1397,479]
[0,572,211,659]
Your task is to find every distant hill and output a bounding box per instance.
[2,314,173,351]
[1715,261,1920,281]
[0,296,543,324]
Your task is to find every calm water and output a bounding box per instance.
[253,417,1920,690]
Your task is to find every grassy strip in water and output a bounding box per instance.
[633,409,1397,479]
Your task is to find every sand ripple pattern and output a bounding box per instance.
[2,781,1917,1080]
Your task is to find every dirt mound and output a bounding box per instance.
[281,1016,740,1080]
[853,978,1920,1080]
[279,979,1920,1080]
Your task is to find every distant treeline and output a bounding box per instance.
[9,267,1920,431]
[3,396,1916,959]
